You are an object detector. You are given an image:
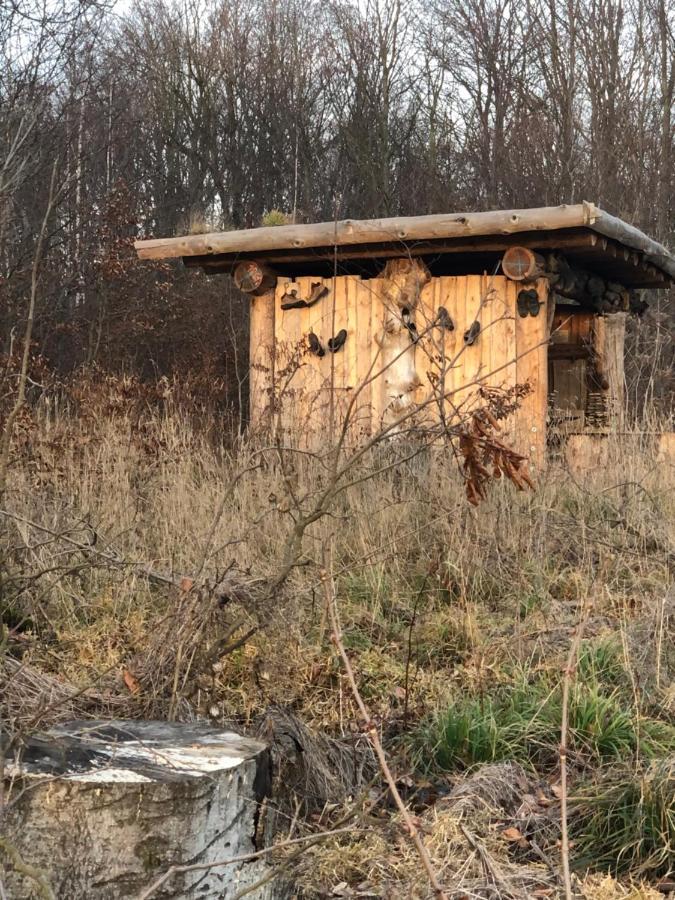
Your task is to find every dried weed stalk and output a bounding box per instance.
[321,550,449,900]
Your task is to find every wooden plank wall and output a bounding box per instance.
[263,273,549,465]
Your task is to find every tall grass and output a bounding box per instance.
[2,387,674,885]
[2,389,673,699]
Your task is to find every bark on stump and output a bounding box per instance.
[2,720,272,899]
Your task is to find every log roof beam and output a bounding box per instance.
[135,203,675,289]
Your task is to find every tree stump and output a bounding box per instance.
[2,720,273,899]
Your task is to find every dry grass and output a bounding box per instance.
[1,387,674,894]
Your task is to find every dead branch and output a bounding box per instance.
[560,597,593,900]
[135,824,355,900]
[321,552,449,900]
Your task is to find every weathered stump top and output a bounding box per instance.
[3,721,273,899]
[6,719,267,783]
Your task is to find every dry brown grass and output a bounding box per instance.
[1,388,674,895]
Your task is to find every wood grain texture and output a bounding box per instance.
[249,288,275,429]
[593,312,626,427]
[136,204,599,259]
[514,278,549,467]
[250,273,552,459]
[353,277,374,438]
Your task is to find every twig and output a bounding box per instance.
[321,551,449,900]
[559,598,592,900]
[0,837,55,900]
[230,787,387,900]
[459,824,524,899]
[403,574,427,727]
[136,825,354,900]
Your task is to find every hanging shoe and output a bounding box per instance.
[464,321,480,346]
[517,289,531,318]
[306,282,329,307]
[328,329,347,352]
[281,282,329,310]
[528,290,542,316]
[436,306,454,331]
[282,298,307,310]
[308,332,325,357]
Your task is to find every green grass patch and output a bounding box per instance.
[414,643,675,771]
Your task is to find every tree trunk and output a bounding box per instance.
[3,720,273,900]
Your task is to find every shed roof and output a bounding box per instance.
[134,202,675,288]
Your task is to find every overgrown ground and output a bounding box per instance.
[1,381,674,898]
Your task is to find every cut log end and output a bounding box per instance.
[502,246,544,281]
[234,260,277,295]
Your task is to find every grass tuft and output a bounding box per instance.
[571,758,675,878]
[417,653,674,771]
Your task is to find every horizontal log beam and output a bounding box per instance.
[182,230,600,272]
[139,203,599,260]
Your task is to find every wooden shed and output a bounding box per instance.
[135,203,675,466]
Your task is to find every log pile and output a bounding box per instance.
[541,253,646,315]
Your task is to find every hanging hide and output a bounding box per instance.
[376,258,430,429]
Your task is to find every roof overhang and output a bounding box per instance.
[134,203,675,289]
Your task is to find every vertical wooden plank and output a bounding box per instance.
[500,279,519,445]
[440,276,461,422]
[353,277,373,439]
[514,277,549,468]
[249,287,275,432]
[275,277,306,437]
[370,277,387,432]
[325,274,348,441]
[593,312,626,429]
[345,276,358,391]
[488,276,515,388]
[294,276,313,439]
[443,277,460,420]
[303,276,331,439]
[311,275,337,438]
[416,276,438,425]
[457,274,482,419]
[481,273,498,389]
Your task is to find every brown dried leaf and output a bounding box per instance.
[501,826,529,848]
[122,668,141,695]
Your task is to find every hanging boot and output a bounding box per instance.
[308,332,325,357]
[328,329,347,352]
[463,321,480,346]
[436,306,454,331]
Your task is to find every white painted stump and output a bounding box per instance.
[2,720,273,899]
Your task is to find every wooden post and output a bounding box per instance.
[592,313,626,428]
[249,286,276,431]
